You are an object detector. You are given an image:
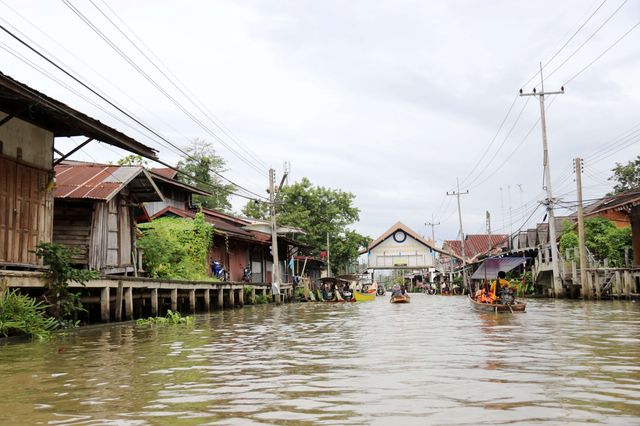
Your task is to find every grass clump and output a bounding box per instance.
[0,289,57,340]
[136,310,193,326]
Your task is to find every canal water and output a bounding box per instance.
[1,295,640,425]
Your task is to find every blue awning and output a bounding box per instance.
[471,257,529,280]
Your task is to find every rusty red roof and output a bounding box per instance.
[54,163,162,202]
[150,167,178,179]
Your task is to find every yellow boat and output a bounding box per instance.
[354,291,376,302]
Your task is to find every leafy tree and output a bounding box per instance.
[246,177,370,275]
[176,139,236,211]
[558,217,632,267]
[609,156,640,195]
[116,154,149,167]
[138,213,214,280]
[242,200,269,220]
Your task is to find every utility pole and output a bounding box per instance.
[326,232,331,278]
[520,62,565,297]
[268,168,281,304]
[425,214,440,247]
[486,211,492,255]
[508,184,513,249]
[447,177,469,292]
[575,157,590,299]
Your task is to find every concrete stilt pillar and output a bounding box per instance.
[151,288,158,316]
[204,289,210,312]
[171,288,178,311]
[100,286,110,322]
[189,289,196,313]
[125,287,133,320]
[251,287,256,304]
[217,288,224,309]
[229,288,235,307]
[238,286,244,307]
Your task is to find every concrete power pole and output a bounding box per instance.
[447,177,469,292]
[520,63,565,297]
[486,211,492,255]
[269,168,281,304]
[426,213,440,247]
[326,232,331,278]
[575,157,590,299]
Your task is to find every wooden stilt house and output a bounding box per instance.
[0,72,158,269]
[54,161,163,274]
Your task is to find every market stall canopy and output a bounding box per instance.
[471,257,529,280]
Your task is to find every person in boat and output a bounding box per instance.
[391,284,403,298]
[321,282,334,301]
[491,271,511,302]
[400,285,408,295]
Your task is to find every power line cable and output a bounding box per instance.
[520,0,609,88]
[563,18,640,86]
[89,0,269,172]
[59,0,267,177]
[0,24,268,201]
[543,0,630,82]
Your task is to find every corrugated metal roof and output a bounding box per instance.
[0,72,158,160]
[54,163,162,202]
[150,167,178,179]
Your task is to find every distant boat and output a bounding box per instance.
[354,291,376,302]
[390,294,410,304]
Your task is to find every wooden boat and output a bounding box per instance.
[354,291,375,302]
[468,295,526,313]
[390,294,411,303]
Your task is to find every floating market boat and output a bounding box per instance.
[390,294,411,303]
[468,295,526,313]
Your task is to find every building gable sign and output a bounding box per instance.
[368,228,434,269]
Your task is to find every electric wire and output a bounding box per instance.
[563,18,640,86]
[59,0,267,177]
[88,0,269,172]
[543,0,630,82]
[0,21,268,200]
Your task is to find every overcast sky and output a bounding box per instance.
[2,0,639,244]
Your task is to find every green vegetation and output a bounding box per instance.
[609,156,640,195]
[559,218,632,267]
[116,154,149,167]
[0,289,57,340]
[136,310,193,326]
[243,177,370,275]
[34,243,97,323]
[255,294,271,304]
[177,138,236,212]
[138,213,214,280]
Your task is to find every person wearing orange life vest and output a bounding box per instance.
[490,271,511,301]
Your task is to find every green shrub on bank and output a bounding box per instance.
[255,294,271,304]
[138,213,213,280]
[136,310,193,326]
[0,289,57,340]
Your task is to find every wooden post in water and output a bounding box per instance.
[151,288,158,316]
[615,271,622,299]
[203,289,210,312]
[594,273,601,299]
[125,287,133,320]
[189,289,196,313]
[115,281,123,322]
[217,288,224,309]
[229,288,235,307]
[624,271,632,299]
[171,288,178,311]
[100,286,110,322]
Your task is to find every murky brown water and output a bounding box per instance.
[1,295,640,425]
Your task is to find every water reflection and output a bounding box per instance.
[0,296,639,424]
